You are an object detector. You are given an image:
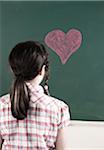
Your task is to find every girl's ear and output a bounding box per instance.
[39,65,46,76]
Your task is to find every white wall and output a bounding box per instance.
[65,121,104,150]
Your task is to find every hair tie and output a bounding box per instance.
[15,74,24,82]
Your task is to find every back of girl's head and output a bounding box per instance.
[9,41,48,81]
[9,41,49,120]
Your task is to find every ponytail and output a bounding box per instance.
[10,77,30,120]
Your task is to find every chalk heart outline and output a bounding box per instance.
[44,29,82,64]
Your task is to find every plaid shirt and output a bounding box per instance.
[0,83,70,150]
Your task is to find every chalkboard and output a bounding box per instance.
[0,1,104,121]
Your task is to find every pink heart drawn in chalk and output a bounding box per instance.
[44,29,82,64]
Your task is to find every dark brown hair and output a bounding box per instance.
[9,41,49,120]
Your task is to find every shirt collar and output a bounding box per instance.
[26,82,45,102]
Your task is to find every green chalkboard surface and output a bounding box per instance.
[0,1,104,121]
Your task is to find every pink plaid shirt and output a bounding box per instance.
[0,83,70,150]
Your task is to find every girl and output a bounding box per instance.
[0,41,70,150]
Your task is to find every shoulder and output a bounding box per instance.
[0,94,10,108]
[42,94,69,112]
[44,95,70,128]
